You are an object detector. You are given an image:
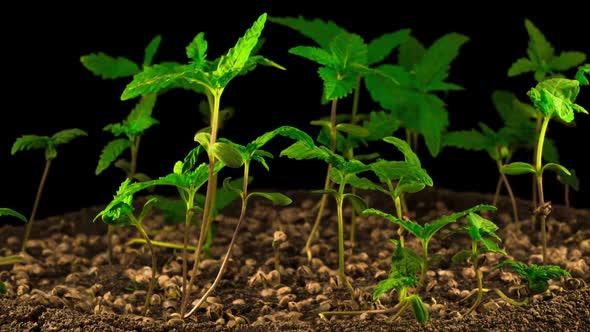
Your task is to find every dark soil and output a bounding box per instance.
[1,188,589,331]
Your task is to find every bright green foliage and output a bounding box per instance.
[97,94,159,176]
[364,204,496,248]
[494,261,570,294]
[365,33,469,156]
[269,16,349,49]
[80,53,141,79]
[558,168,579,192]
[452,213,506,264]
[508,19,586,82]
[0,208,27,223]
[576,64,590,85]
[81,34,162,80]
[528,78,588,123]
[121,13,283,100]
[12,128,87,161]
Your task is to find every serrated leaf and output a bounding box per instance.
[210,142,244,168]
[367,29,411,65]
[373,277,398,300]
[11,135,51,154]
[51,128,87,145]
[549,51,586,71]
[344,174,382,191]
[0,208,27,223]
[393,178,427,197]
[318,66,358,101]
[186,32,208,65]
[424,205,496,242]
[361,111,400,141]
[528,78,586,122]
[81,52,140,79]
[451,250,472,264]
[128,93,158,122]
[280,141,336,164]
[268,16,348,49]
[501,162,536,175]
[144,35,162,67]
[96,139,131,175]
[363,208,424,239]
[289,46,337,67]
[414,33,469,90]
[442,130,491,151]
[370,160,431,186]
[248,125,315,153]
[398,36,426,70]
[524,18,554,65]
[213,13,267,87]
[248,192,292,206]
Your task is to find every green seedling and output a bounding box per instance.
[271,15,409,256]
[95,180,159,316]
[363,205,496,285]
[443,90,561,223]
[508,19,586,82]
[369,136,433,246]
[121,15,282,316]
[281,141,383,293]
[183,125,314,318]
[319,239,428,324]
[366,32,469,157]
[451,212,506,315]
[501,76,587,261]
[0,208,27,272]
[11,128,87,253]
[493,260,570,306]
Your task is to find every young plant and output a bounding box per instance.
[365,32,469,157]
[281,141,382,293]
[270,15,409,256]
[94,180,160,316]
[11,128,87,253]
[508,19,586,82]
[319,240,429,324]
[369,136,433,246]
[363,204,496,285]
[493,260,571,306]
[183,125,314,318]
[451,212,506,315]
[120,15,283,316]
[501,77,587,262]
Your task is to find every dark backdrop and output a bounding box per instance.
[1,2,589,221]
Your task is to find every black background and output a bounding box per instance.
[1,2,589,221]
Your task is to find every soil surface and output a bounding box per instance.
[1,188,589,331]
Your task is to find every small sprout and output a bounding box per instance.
[494,261,571,296]
[272,231,287,286]
[11,128,87,253]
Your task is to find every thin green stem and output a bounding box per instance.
[135,221,156,316]
[465,243,483,315]
[305,164,331,262]
[419,241,428,285]
[21,159,51,253]
[535,116,550,262]
[336,181,353,293]
[394,196,405,247]
[492,174,502,206]
[179,190,196,316]
[497,161,519,223]
[126,238,197,251]
[493,288,530,306]
[184,163,250,319]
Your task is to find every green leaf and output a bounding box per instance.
[373,277,399,300]
[508,58,536,77]
[194,131,211,151]
[249,125,315,152]
[494,260,570,294]
[524,18,554,65]
[186,32,208,65]
[549,52,586,71]
[210,142,244,168]
[393,178,428,197]
[367,29,411,65]
[280,141,336,165]
[398,36,426,70]
[0,280,6,294]
[414,33,469,90]
[501,162,536,175]
[361,111,400,141]
[382,136,421,166]
[576,64,590,85]
[335,123,369,137]
[557,168,579,191]
[344,193,368,214]
[318,66,358,101]
[51,128,87,145]
[0,208,27,223]
[268,16,348,49]
[528,78,586,122]
[96,139,131,175]
[248,192,292,206]
[213,13,267,87]
[144,35,162,67]
[442,130,491,152]
[541,163,571,176]
[289,46,337,67]
[222,177,243,197]
[424,205,497,243]
[363,208,424,239]
[344,174,382,191]
[11,135,50,154]
[128,93,158,122]
[408,295,429,324]
[81,52,140,79]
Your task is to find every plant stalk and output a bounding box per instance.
[136,222,156,316]
[336,181,353,293]
[535,116,550,262]
[21,159,51,253]
[465,243,483,315]
[496,161,519,223]
[493,288,530,306]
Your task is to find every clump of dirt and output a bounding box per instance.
[0,188,588,331]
